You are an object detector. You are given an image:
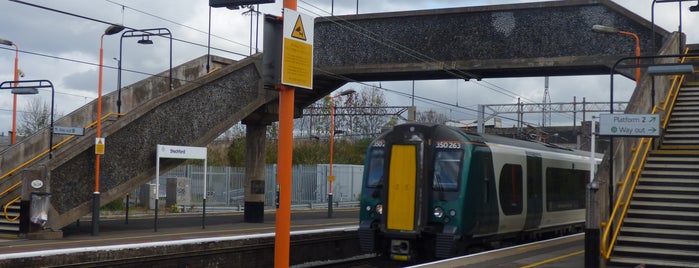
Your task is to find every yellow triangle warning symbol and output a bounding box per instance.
[291,15,307,41]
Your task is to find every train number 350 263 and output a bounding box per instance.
[435,141,461,149]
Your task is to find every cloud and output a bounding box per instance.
[0,0,695,135]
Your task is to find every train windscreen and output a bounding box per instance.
[432,150,462,191]
[366,148,384,188]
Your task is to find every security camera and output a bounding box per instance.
[17,69,25,77]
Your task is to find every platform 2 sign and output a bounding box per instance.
[599,114,660,137]
[281,8,314,90]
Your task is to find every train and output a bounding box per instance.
[358,123,600,261]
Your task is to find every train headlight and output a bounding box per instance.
[433,207,444,218]
[365,205,372,212]
[376,204,383,215]
[449,209,456,217]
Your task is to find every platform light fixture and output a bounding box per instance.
[592,24,641,85]
[137,36,153,45]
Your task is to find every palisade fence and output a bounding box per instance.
[131,164,364,209]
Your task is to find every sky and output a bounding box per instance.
[0,0,697,137]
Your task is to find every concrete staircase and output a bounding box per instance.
[609,53,699,266]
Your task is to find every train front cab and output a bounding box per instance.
[358,124,430,261]
[383,124,428,261]
[358,124,491,261]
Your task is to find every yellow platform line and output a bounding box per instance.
[520,250,584,268]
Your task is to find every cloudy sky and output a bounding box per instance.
[0,0,697,136]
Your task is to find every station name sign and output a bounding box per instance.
[599,114,660,137]
[157,144,207,159]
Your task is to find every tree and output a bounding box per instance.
[17,98,54,136]
[416,109,449,124]
[297,86,392,139]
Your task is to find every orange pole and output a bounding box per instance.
[329,97,334,195]
[275,85,294,268]
[11,44,18,145]
[96,34,105,194]
[620,31,641,85]
[275,1,296,266]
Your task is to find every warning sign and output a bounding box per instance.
[291,15,306,41]
[95,138,105,155]
[282,8,314,90]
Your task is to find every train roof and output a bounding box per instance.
[381,123,595,158]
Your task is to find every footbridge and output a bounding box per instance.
[0,0,681,235]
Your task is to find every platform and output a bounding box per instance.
[410,234,588,268]
[0,208,359,256]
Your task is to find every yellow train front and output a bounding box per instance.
[358,123,594,261]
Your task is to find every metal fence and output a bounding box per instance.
[134,164,364,208]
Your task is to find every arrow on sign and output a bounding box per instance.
[649,127,657,132]
[649,117,657,123]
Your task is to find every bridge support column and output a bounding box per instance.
[244,123,267,223]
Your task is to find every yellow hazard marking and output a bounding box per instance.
[291,15,306,41]
[387,145,416,231]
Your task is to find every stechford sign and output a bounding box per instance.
[599,114,660,137]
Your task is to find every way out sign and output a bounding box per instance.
[599,114,660,137]
[281,8,314,90]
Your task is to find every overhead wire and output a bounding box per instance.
[297,0,544,126]
[102,0,252,51]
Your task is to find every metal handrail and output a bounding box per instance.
[601,51,690,259]
[0,113,122,221]
[3,196,21,222]
[0,112,122,182]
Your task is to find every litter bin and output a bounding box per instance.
[30,192,51,227]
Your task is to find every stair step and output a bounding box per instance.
[610,256,699,268]
[627,208,699,218]
[0,225,20,232]
[635,185,699,193]
[624,217,699,227]
[614,245,699,257]
[639,178,699,188]
[666,122,699,128]
[641,170,699,177]
[665,133,699,139]
[621,226,699,238]
[632,200,699,210]
[631,193,699,204]
[659,145,699,150]
[617,235,699,247]
[643,162,699,169]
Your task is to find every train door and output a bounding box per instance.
[386,144,418,232]
[524,153,542,230]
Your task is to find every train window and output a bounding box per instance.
[432,150,463,191]
[498,164,523,215]
[546,168,587,211]
[366,148,384,188]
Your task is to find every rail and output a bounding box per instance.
[3,196,21,222]
[0,112,122,220]
[600,50,692,259]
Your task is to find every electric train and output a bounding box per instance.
[358,123,599,261]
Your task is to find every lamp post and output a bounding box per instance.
[117,28,172,114]
[592,25,641,85]
[652,0,699,54]
[0,38,20,144]
[94,24,125,236]
[328,89,355,218]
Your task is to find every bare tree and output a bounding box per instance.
[17,98,52,136]
[416,109,449,124]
